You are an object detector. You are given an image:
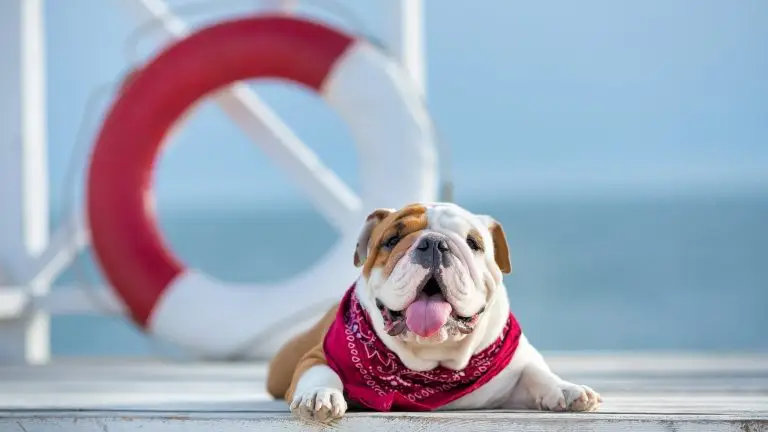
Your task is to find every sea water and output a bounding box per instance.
[51,193,768,357]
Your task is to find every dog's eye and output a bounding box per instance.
[383,235,401,249]
[466,236,482,251]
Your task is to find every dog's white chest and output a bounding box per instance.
[439,364,523,410]
[437,334,536,410]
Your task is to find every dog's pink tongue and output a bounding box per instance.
[405,295,452,337]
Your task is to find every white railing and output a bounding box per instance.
[0,0,426,364]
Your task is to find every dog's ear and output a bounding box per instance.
[477,215,512,274]
[354,208,395,267]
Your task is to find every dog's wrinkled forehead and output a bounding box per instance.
[353,202,511,277]
[423,202,491,236]
[367,203,485,252]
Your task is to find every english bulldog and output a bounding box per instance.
[266,202,601,422]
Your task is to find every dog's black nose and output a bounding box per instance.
[413,235,450,268]
[417,237,449,252]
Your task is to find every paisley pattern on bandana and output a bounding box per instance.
[323,284,522,411]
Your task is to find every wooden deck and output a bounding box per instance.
[1,352,767,431]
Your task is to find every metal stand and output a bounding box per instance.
[0,0,50,365]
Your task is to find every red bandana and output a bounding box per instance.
[323,284,522,412]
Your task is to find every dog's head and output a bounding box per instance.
[353,202,512,349]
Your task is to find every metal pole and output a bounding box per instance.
[380,0,453,202]
[0,0,50,364]
[381,0,426,97]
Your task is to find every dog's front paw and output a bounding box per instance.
[290,387,347,423]
[560,382,602,412]
[536,382,602,412]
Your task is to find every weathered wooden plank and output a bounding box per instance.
[4,393,768,414]
[2,410,767,432]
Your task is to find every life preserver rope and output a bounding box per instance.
[86,15,437,359]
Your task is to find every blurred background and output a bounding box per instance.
[45,0,766,356]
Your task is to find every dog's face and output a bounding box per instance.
[353,202,511,346]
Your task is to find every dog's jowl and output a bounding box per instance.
[266,202,602,423]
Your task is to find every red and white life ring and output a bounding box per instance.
[86,15,437,358]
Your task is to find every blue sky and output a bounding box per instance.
[45,0,768,214]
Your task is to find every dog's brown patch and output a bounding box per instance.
[488,221,511,273]
[362,204,428,278]
[381,234,420,278]
[354,209,395,267]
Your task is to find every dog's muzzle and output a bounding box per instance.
[376,232,487,338]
